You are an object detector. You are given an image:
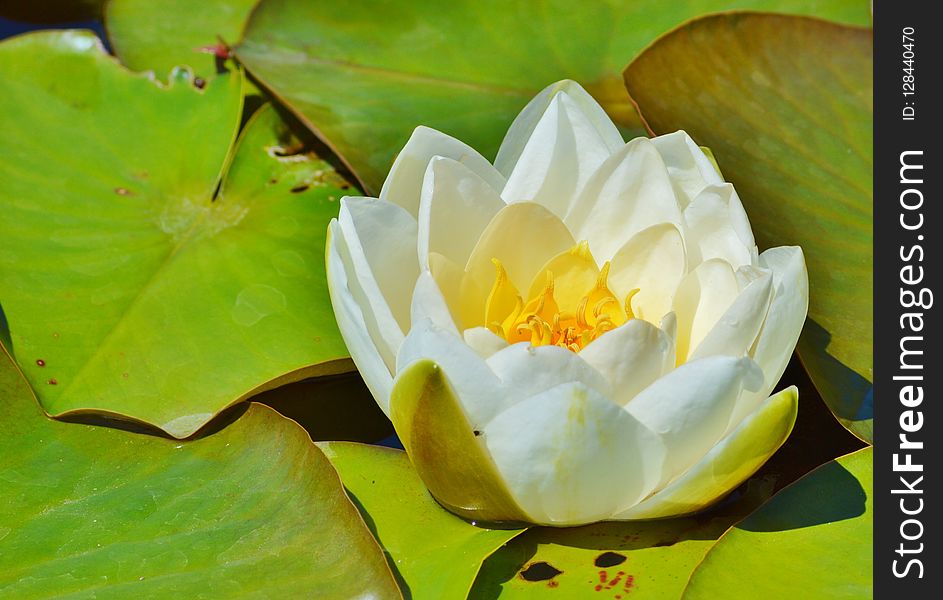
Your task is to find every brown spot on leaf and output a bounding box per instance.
[47,378,57,385]
[36,359,45,367]
[594,569,635,595]
[195,43,231,60]
[194,77,206,89]
[115,187,133,196]
[594,552,626,568]
[290,184,310,194]
[520,562,562,582]
[273,143,305,158]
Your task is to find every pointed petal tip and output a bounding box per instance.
[409,124,447,140]
[543,78,586,95]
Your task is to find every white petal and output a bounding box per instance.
[578,319,674,406]
[616,386,797,520]
[417,156,505,271]
[485,343,610,404]
[380,126,505,216]
[397,317,504,429]
[728,246,809,428]
[337,197,419,335]
[608,223,687,324]
[463,326,509,359]
[500,90,622,218]
[683,183,756,269]
[650,130,723,206]
[660,311,679,366]
[495,79,623,177]
[326,222,394,413]
[425,251,471,329]
[330,212,403,374]
[624,355,763,487]
[463,202,575,309]
[723,186,755,252]
[689,266,773,361]
[483,382,665,525]
[410,270,459,335]
[671,258,740,363]
[565,138,683,260]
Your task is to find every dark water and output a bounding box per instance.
[0,16,108,45]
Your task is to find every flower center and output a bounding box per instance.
[484,242,638,352]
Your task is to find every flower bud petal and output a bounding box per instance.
[728,246,809,428]
[624,355,763,487]
[672,258,740,362]
[578,318,674,406]
[608,223,686,324]
[417,156,504,271]
[326,222,394,409]
[390,359,529,524]
[689,267,773,361]
[650,130,724,205]
[483,381,666,525]
[381,126,504,216]
[565,138,683,260]
[616,386,798,520]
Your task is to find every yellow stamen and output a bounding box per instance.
[508,272,558,344]
[485,259,523,338]
[486,243,639,352]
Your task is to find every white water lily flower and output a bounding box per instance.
[327,80,808,526]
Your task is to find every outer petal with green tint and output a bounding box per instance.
[235,0,870,192]
[320,441,524,600]
[0,338,400,598]
[683,447,872,599]
[0,31,352,437]
[625,13,873,441]
[616,386,798,520]
[390,358,530,524]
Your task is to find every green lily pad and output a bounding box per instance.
[0,31,353,438]
[106,0,258,80]
[235,0,869,193]
[625,13,873,442]
[683,447,872,599]
[0,336,400,598]
[320,441,525,600]
[469,481,775,599]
